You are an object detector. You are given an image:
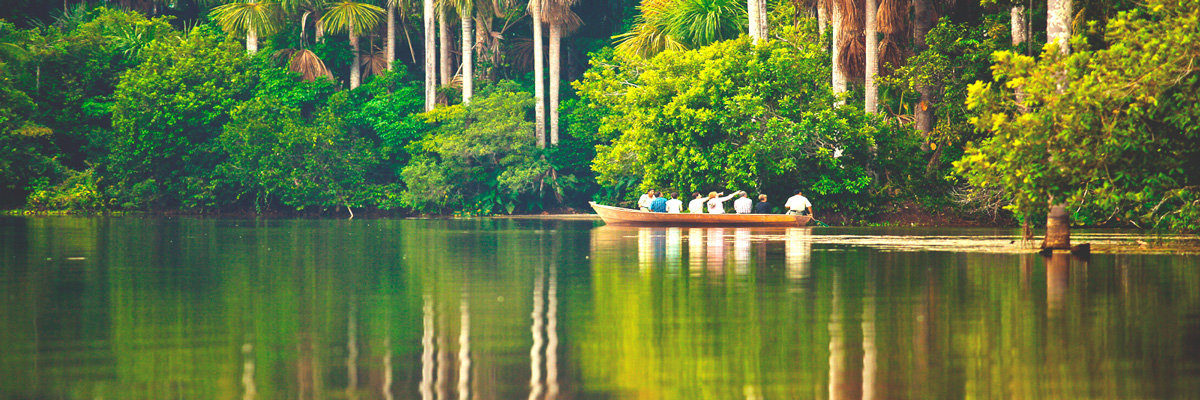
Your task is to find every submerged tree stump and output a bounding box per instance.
[1043,204,1071,250]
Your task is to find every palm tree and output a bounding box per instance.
[1047,0,1070,53]
[425,0,436,110]
[543,0,581,145]
[830,0,844,102]
[864,0,877,113]
[438,0,452,88]
[1011,5,1026,46]
[614,0,682,58]
[876,0,907,74]
[912,0,935,137]
[530,0,546,147]
[387,0,397,69]
[614,0,744,59]
[210,1,280,54]
[748,0,767,44]
[281,0,327,43]
[321,1,385,89]
[452,0,476,103]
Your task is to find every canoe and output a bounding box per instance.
[590,202,812,227]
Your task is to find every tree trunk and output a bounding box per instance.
[532,4,546,148]
[350,20,361,89]
[749,0,767,44]
[1047,0,1071,53]
[817,0,827,38]
[424,0,436,111]
[387,3,396,70]
[462,13,473,104]
[1045,0,1072,248]
[439,6,451,87]
[912,0,935,147]
[831,3,846,104]
[247,25,258,54]
[748,0,758,42]
[550,23,561,146]
[1044,203,1071,249]
[1011,5,1027,46]
[316,10,326,43]
[864,0,877,113]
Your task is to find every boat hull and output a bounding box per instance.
[589,202,812,227]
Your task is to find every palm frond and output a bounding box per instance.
[541,3,582,33]
[321,1,385,35]
[361,45,389,77]
[663,0,745,47]
[835,0,865,80]
[210,1,280,36]
[288,48,334,81]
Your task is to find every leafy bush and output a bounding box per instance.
[400,81,565,215]
[105,26,257,209]
[26,168,110,212]
[573,26,923,217]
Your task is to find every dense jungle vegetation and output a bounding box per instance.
[0,0,1196,230]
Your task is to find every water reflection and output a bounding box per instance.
[2,217,1200,400]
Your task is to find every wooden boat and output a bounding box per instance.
[590,202,812,227]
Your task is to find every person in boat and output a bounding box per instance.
[706,191,742,214]
[638,189,656,211]
[687,192,706,213]
[649,191,669,212]
[733,192,753,214]
[665,193,684,213]
[785,189,813,216]
[754,194,773,214]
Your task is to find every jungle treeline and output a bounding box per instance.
[0,0,1196,231]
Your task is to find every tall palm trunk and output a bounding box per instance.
[748,0,767,44]
[350,20,361,88]
[1047,0,1070,53]
[912,0,935,142]
[831,3,845,104]
[532,2,546,148]
[462,12,473,103]
[549,24,561,145]
[247,25,259,54]
[817,0,827,38]
[864,0,877,113]
[1011,6,1027,46]
[316,10,326,42]
[439,5,451,87]
[425,0,436,111]
[387,2,396,70]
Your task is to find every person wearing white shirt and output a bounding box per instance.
[706,191,741,214]
[637,189,656,211]
[784,189,813,216]
[733,192,753,214]
[665,193,684,213]
[687,192,706,213]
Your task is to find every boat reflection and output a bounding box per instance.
[594,225,815,278]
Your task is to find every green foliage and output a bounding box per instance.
[106,26,257,209]
[881,14,1012,148]
[960,0,1200,231]
[400,81,561,215]
[218,95,386,214]
[576,27,923,216]
[26,168,110,212]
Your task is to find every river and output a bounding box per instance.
[2,216,1199,399]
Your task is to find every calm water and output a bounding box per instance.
[2,216,1200,399]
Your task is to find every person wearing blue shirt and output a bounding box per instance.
[649,193,669,212]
